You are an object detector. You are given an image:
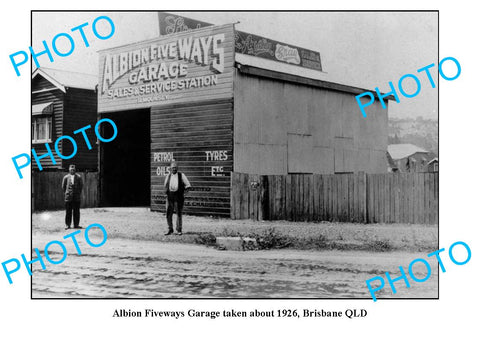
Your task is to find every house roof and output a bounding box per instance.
[428,157,438,164]
[32,67,97,92]
[388,144,429,160]
[386,151,398,170]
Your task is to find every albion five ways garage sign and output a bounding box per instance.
[98,24,235,112]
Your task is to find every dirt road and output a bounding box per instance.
[31,231,438,299]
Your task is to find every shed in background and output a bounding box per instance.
[388,143,436,172]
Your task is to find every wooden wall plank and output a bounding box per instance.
[321,175,327,221]
[394,173,400,223]
[268,175,274,219]
[318,174,323,221]
[431,172,436,225]
[419,173,425,224]
[434,172,439,224]
[313,175,317,221]
[376,174,380,223]
[286,174,292,221]
[230,172,235,219]
[254,174,260,220]
[370,175,376,223]
[424,173,430,225]
[409,173,414,224]
[403,173,408,223]
[230,172,438,224]
[365,174,372,223]
[351,174,356,222]
[32,171,98,211]
[280,175,286,220]
[374,174,378,223]
[333,175,337,221]
[343,174,349,222]
[63,88,98,171]
[329,175,333,221]
[383,174,388,223]
[413,173,418,224]
[308,174,314,221]
[380,174,385,223]
[276,175,281,220]
[297,174,303,222]
[388,174,393,223]
[243,172,250,219]
[360,172,367,223]
[386,174,390,223]
[152,98,233,216]
[351,174,357,222]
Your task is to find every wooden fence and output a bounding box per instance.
[32,171,99,211]
[231,172,438,224]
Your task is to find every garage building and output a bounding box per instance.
[97,23,389,216]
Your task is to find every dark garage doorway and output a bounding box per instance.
[100,109,150,207]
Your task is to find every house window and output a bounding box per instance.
[32,116,52,143]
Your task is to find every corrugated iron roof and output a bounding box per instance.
[235,53,327,82]
[388,144,429,160]
[235,54,395,100]
[32,67,97,91]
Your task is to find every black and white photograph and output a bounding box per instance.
[1,2,479,339]
[30,11,438,299]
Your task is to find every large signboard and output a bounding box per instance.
[98,24,235,113]
[158,12,322,72]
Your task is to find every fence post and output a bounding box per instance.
[230,172,235,219]
[364,172,369,223]
[259,175,269,220]
[31,171,35,212]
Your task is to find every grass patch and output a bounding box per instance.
[193,232,217,246]
[365,239,393,252]
[312,234,328,248]
[250,227,292,250]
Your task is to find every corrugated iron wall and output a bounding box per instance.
[233,70,388,175]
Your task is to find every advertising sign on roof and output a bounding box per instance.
[158,12,323,72]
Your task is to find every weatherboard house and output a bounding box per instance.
[31,67,98,171]
[96,20,391,216]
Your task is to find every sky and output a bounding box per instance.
[32,11,438,119]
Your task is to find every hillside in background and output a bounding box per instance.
[388,117,438,156]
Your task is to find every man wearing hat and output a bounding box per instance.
[62,164,84,230]
[164,161,191,235]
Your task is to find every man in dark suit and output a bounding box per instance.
[62,164,83,230]
[164,161,191,235]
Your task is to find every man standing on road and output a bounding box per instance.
[62,164,83,230]
[164,161,191,235]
